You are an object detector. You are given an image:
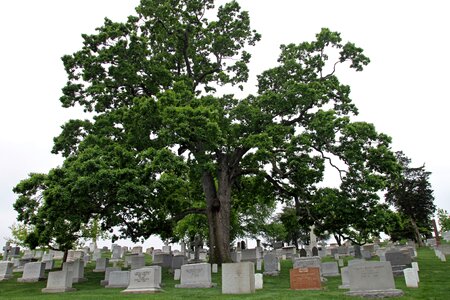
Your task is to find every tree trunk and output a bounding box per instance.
[202,167,232,265]
[410,218,424,247]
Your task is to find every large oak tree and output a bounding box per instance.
[14,0,399,263]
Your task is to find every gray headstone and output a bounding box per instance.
[0,262,14,281]
[106,270,130,288]
[175,263,215,288]
[100,267,121,286]
[41,270,76,293]
[345,261,403,297]
[263,253,279,276]
[321,261,340,276]
[17,262,46,282]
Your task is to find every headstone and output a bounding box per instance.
[293,257,321,272]
[10,246,21,257]
[131,246,143,255]
[289,267,321,290]
[281,246,296,259]
[263,253,279,276]
[299,248,307,257]
[339,267,350,289]
[361,250,372,260]
[338,246,349,255]
[42,253,54,270]
[2,242,11,261]
[17,262,46,282]
[330,248,338,257]
[310,225,317,247]
[273,242,283,249]
[256,259,262,271]
[49,250,64,260]
[111,245,122,261]
[100,267,121,286]
[122,266,163,294]
[94,258,109,272]
[162,245,171,254]
[362,244,375,254]
[230,251,241,263]
[346,261,403,297]
[92,249,102,262]
[0,262,14,281]
[255,273,263,289]
[175,263,215,288]
[403,268,418,288]
[212,263,218,273]
[385,250,412,276]
[222,262,255,294]
[171,255,186,271]
[348,259,365,267]
[62,259,86,283]
[106,271,130,288]
[174,269,181,280]
[354,245,362,259]
[67,250,84,262]
[41,270,76,293]
[338,258,344,267]
[412,262,419,272]
[130,255,146,270]
[312,246,319,257]
[321,262,340,276]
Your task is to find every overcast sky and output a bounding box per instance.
[1,0,449,249]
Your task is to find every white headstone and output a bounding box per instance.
[255,273,263,289]
[122,267,163,294]
[42,270,76,293]
[212,263,218,273]
[222,262,255,294]
[174,269,181,280]
[403,268,418,288]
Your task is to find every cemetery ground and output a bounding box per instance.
[0,247,448,299]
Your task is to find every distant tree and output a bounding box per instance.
[437,208,450,233]
[385,151,436,246]
[6,222,34,247]
[313,188,392,246]
[260,221,287,248]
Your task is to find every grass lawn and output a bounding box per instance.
[0,247,448,299]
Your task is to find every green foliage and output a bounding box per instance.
[6,222,35,247]
[438,208,450,233]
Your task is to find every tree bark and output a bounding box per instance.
[410,218,424,247]
[202,165,232,265]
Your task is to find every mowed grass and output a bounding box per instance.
[0,247,449,300]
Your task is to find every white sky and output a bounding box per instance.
[1,0,449,249]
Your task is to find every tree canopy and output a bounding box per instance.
[13,0,400,263]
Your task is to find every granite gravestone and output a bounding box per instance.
[107,271,130,288]
[0,262,14,281]
[100,267,121,286]
[222,262,255,294]
[122,266,162,294]
[41,270,75,293]
[263,253,279,276]
[17,262,46,282]
[175,263,215,288]
[346,261,403,298]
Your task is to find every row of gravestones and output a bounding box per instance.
[1,244,436,296]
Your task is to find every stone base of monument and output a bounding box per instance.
[17,277,46,283]
[42,287,76,293]
[175,283,217,288]
[345,289,404,298]
[263,271,280,276]
[122,287,163,294]
[0,275,13,281]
